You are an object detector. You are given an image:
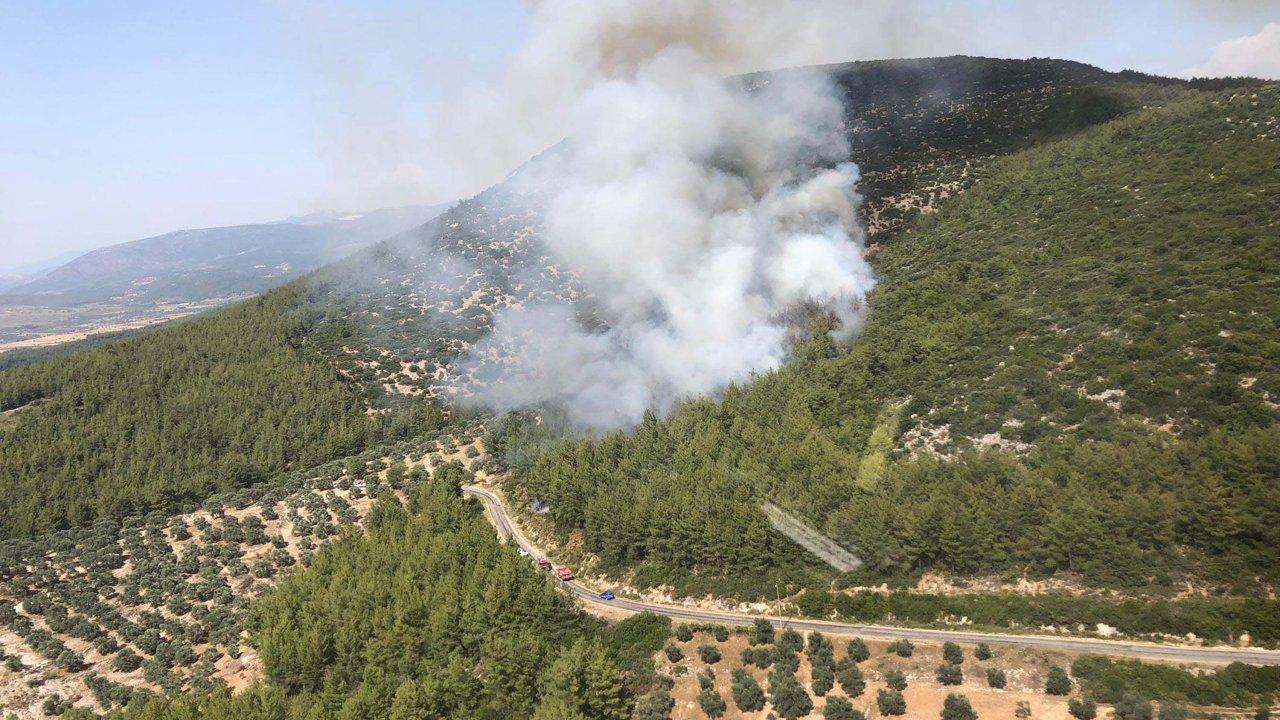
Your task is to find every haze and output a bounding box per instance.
[2,0,1277,270]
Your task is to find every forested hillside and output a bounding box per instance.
[102,483,663,720]
[499,85,1280,594]
[0,57,1182,543]
[0,54,1276,719]
[291,57,1185,406]
[0,57,1267,581]
[0,288,392,538]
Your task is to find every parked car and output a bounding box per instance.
[536,558,551,570]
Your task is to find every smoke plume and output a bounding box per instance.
[457,0,877,430]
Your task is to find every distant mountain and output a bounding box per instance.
[0,250,83,293]
[0,203,451,347]
[1,204,451,309]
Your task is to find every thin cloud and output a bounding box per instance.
[1185,22,1280,79]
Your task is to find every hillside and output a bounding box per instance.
[0,204,448,349]
[0,53,1278,719]
[299,57,1188,407]
[0,55,1268,584]
[0,288,395,538]
[500,83,1280,596]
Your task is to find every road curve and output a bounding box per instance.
[462,485,1280,666]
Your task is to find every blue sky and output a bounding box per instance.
[2,0,1277,269]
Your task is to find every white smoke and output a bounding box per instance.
[457,0,877,430]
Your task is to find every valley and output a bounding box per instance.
[0,205,449,347]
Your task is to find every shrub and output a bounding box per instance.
[937,663,964,686]
[634,688,674,720]
[773,646,800,675]
[712,626,729,642]
[698,688,727,718]
[1114,694,1154,720]
[741,647,773,669]
[41,694,70,716]
[942,693,978,720]
[877,689,907,716]
[836,660,865,697]
[988,668,1008,689]
[812,663,834,696]
[886,669,908,691]
[888,639,914,657]
[943,642,964,665]
[1070,656,1280,708]
[975,643,993,661]
[697,670,715,691]
[778,629,804,653]
[823,696,864,720]
[675,624,694,642]
[699,644,721,664]
[752,618,775,645]
[1047,666,1073,695]
[730,668,766,712]
[769,671,813,720]
[1160,704,1189,720]
[846,637,870,663]
[55,650,84,672]
[1068,698,1098,720]
[664,645,683,662]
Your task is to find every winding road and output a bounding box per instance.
[463,485,1280,666]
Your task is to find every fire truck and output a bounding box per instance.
[554,566,575,581]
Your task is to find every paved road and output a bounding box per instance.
[463,485,1280,666]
